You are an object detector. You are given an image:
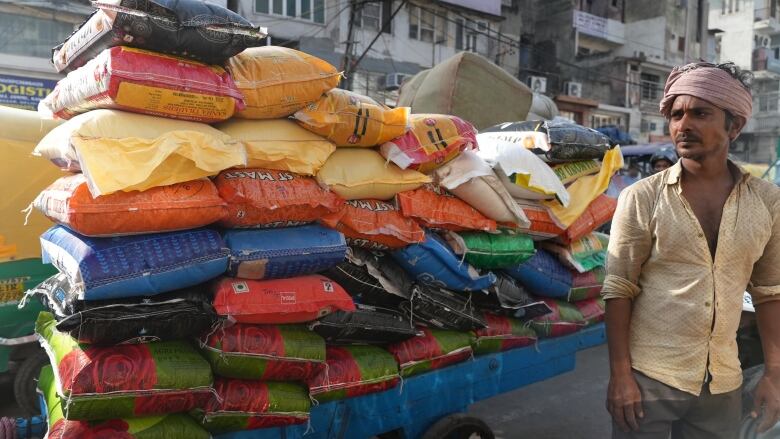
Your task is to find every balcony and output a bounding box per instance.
[754,7,780,33]
[753,48,780,78]
[573,10,625,46]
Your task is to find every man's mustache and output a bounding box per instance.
[675,133,701,143]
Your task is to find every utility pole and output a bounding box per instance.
[341,0,360,90]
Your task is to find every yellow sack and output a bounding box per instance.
[543,147,624,227]
[316,149,430,200]
[294,88,410,147]
[34,109,246,197]
[216,118,335,176]
[228,46,342,119]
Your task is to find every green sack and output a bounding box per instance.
[307,345,399,402]
[39,364,210,439]
[529,299,586,338]
[472,313,537,355]
[194,378,310,434]
[445,229,535,269]
[542,232,609,273]
[387,328,473,377]
[36,312,213,421]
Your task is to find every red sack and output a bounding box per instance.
[307,345,399,402]
[40,47,244,123]
[568,267,605,302]
[320,200,425,250]
[211,275,356,324]
[386,327,472,377]
[513,201,565,240]
[215,168,344,228]
[396,184,496,232]
[473,313,537,354]
[529,299,586,338]
[561,194,617,243]
[573,297,605,325]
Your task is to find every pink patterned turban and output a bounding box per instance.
[659,62,752,121]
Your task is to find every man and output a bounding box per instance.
[603,61,780,438]
[649,148,677,174]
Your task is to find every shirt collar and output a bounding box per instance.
[665,159,750,185]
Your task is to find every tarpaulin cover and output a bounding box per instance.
[320,199,425,250]
[216,168,344,228]
[503,249,572,299]
[401,284,487,331]
[387,327,473,377]
[40,365,210,439]
[202,323,325,381]
[223,225,346,280]
[445,229,535,269]
[52,0,266,73]
[529,299,586,338]
[541,232,609,273]
[41,46,245,122]
[569,267,605,302]
[307,345,400,402]
[473,273,552,321]
[36,312,213,420]
[472,313,537,355]
[316,148,430,200]
[211,275,356,324]
[34,174,227,237]
[480,120,613,162]
[560,194,617,243]
[228,46,341,119]
[575,297,606,325]
[40,226,228,301]
[32,273,218,345]
[196,378,310,434]
[308,304,418,345]
[513,200,565,240]
[396,184,497,232]
[380,114,477,173]
[33,109,247,196]
[294,88,410,147]
[392,232,496,292]
[216,118,336,175]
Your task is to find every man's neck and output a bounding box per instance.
[680,155,731,181]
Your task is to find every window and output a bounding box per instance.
[454,18,486,52]
[255,0,325,23]
[0,13,76,58]
[678,36,686,52]
[357,3,381,30]
[408,5,445,43]
[640,73,660,100]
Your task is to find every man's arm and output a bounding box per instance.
[606,298,643,432]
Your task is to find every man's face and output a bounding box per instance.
[653,159,672,173]
[668,95,740,162]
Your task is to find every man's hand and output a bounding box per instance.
[752,370,780,433]
[607,372,644,432]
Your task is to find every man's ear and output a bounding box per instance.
[729,116,747,141]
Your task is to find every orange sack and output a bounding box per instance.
[396,184,496,232]
[320,200,425,250]
[33,174,227,237]
[215,168,344,228]
[561,194,617,244]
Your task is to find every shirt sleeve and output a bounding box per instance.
[749,193,780,306]
[602,184,653,301]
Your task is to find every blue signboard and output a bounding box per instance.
[0,74,58,110]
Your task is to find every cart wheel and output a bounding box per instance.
[421,414,495,439]
[13,350,48,416]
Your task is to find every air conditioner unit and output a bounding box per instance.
[527,76,547,93]
[384,72,409,91]
[564,81,583,98]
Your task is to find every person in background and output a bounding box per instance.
[650,148,678,174]
[604,61,780,438]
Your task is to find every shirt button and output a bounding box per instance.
[705,301,711,306]
[698,233,704,238]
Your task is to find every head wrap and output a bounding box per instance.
[659,62,752,121]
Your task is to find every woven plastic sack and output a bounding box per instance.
[401,284,487,331]
[294,88,410,147]
[503,249,572,299]
[211,275,356,324]
[473,313,537,355]
[445,230,535,269]
[514,200,565,240]
[387,327,473,377]
[561,194,618,243]
[228,46,341,119]
[41,46,244,122]
[321,250,412,308]
[308,304,418,345]
[33,109,247,197]
[316,148,430,200]
[307,345,400,402]
[396,184,496,232]
[392,232,496,292]
[202,323,325,381]
[32,273,218,345]
[480,120,613,162]
[320,199,425,250]
[575,297,606,325]
[40,365,210,439]
[216,118,336,175]
[542,232,608,273]
[473,273,553,321]
[196,378,310,434]
[52,0,266,73]
[553,160,601,185]
[223,225,346,280]
[529,299,586,338]
[433,151,530,227]
[380,114,477,173]
[40,226,229,301]
[34,174,227,237]
[215,168,344,228]
[569,267,605,302]
[36,312,213,421]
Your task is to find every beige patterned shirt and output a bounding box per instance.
[602,161,780,395]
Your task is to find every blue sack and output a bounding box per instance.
[503,249,572,298]
[392,232,496,292]
[40,226,229,300]
[223,225,347,280]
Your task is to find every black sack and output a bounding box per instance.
[472,273,553,321]
[401,284,487,331]
[481,120,613,162]
[321,248,412,308]
[52,0,267,73]
[31,273,219,345]
[308,304,419,345]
